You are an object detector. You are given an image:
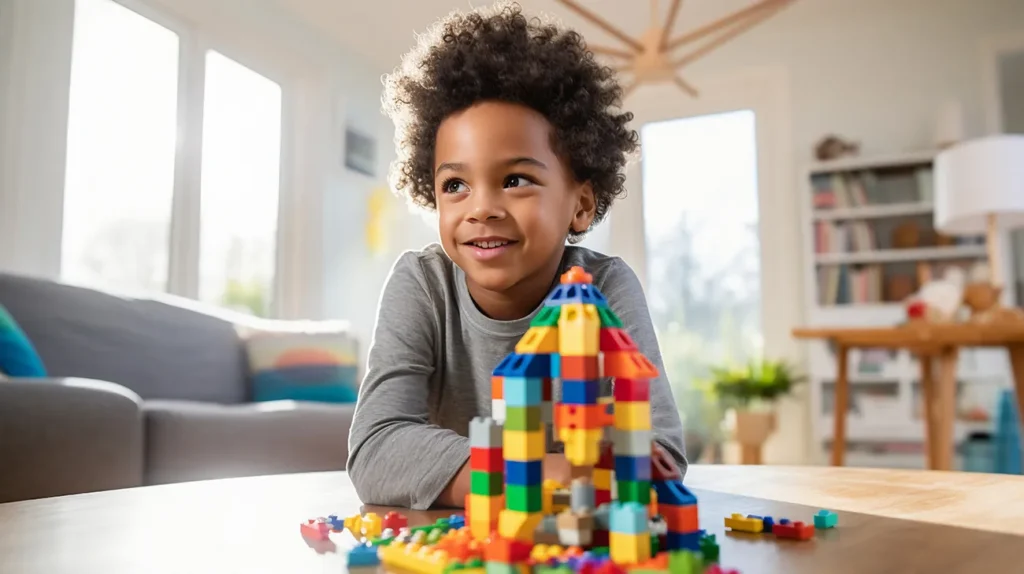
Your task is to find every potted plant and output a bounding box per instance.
[700,358,805,464]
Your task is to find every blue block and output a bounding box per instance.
[493,353,557,378]
[609,502,649,534]
[813,510,837,529]
[543,283,609,307]
[653,479,698,506]
[326,514,345,531]
[665,530,703,551]
[748,515,774,533]
[505,460,542,486]
[562,380,601,404]
[503,377,543,406]
[348,543,380,567]
[615,455,652,482]
[448,514,466,530]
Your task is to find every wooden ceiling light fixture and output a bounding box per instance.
[553,0,795,97]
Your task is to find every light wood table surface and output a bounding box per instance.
[793,322,1024,470]
[2,465,1023,573]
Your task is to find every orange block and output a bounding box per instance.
[561,266,593,284]
[603,351,658,379]
[492,376,504,400]
[556,403,606,431]
[661,503,699,532]
[561,355,600,379]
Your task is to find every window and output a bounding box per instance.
[198,51,282,316]
[62,0,179,293]
[62,0,284,317]
[641,110,762,432]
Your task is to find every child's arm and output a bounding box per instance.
[346,253,470,510]
[599,258,689,473]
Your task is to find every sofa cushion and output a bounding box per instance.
[244,325,359,404]
[0,273,248,403]
[0,303,46,377]
[143,399,355,485]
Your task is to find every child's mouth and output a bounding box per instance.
[463,238,518,260]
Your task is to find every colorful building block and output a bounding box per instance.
[558,304,601,356]
[724,513,763,533]
[348,543,381,567]
[612,378,650,402]
[814,509,838,529]
[609,531,650,565]
[774,519,814,540]
[516,326,560,354]
[609,502,649,534]
[470,417,503,448]
[382,511,408,532]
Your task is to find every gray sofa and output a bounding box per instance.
[0,272,357,503]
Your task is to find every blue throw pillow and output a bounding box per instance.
[0,303,47,377]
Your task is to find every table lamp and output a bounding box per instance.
[934,135,1024,292]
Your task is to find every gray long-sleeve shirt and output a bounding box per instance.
[346,243,687,509]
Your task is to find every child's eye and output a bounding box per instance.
[441,179,468,194]
[504,175,535,188]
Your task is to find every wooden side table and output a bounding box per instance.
[792,322,1024,470]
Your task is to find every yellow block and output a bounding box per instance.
[470,519,497,541]
[503,429,545,461]
[593,469,613,490]
[610,531,651,565]
[467,493,504,523]
[558,427,603,467]
[379,541,450,574]
[498,509,544,543]
[516,326,560,354]
[542,480,563,515]
[614,401,651,431]
[558,304,600,355]
[361,512,382,539]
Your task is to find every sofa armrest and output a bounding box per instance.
[0,377,144,503]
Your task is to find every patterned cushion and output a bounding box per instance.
[243,323,359,403]
[0,303,46,377]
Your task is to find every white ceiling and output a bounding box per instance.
[269,0,771,74]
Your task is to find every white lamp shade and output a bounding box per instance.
[934,134,1024,235]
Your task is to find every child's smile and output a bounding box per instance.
[433,100,596,320]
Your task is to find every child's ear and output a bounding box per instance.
[570,181,597,234]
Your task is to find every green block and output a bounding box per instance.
[597,306,623,328]
[531,306,560,327]
[536,565,572,574]
[471,471,504,495]
[505,406,541,431]
[505,484,542,512]
[650,532,660,556]
[668,550,702,574]
[699,533,719,563]
[617,480,651,504]
[590,547,609,557]
[486,562,520,574]
[434,517,451,531]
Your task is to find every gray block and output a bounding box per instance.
[571,478,595,512]
[611,428,652,457]
[469,416,503,447]
[593,503,611,530]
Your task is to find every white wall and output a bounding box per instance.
[673,0,1024,160]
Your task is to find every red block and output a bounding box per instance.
[595,490,612,507]
[600,328,638,352]
[484,537,533,563]
[561,355,600,379]
[774,520,814,540]
[597,442,614,469]
[471,447,504,472]
[382,511,408,531]
[592,528,610,548]
[543,377,553,401]
[300,519,330,540]
[613,379,650,402]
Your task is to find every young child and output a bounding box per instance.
[347,2,686,510]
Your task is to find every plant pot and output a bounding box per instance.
[733,408,776,465]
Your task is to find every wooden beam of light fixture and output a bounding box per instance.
[555,0,795,97]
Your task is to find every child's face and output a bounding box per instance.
[433,101,596,296]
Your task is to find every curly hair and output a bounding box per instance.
[382,1,639,242]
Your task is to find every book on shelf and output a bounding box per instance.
[814,220,877,253]
[818,264,884,305]
[812,167,933,209]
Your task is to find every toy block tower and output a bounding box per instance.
[468,417,505,540]
[485,265,698,557]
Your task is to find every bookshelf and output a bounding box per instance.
[799,150,1015,469]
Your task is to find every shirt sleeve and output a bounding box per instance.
[346,252,470,510]
[597,257,689,476]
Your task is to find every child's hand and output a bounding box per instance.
[543,453,572,485]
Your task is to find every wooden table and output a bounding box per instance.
[2,466,1023,573]
[793,322,1024,470]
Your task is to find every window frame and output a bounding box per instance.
[66,0,294,318]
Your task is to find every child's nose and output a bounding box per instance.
[467,190,507,222]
